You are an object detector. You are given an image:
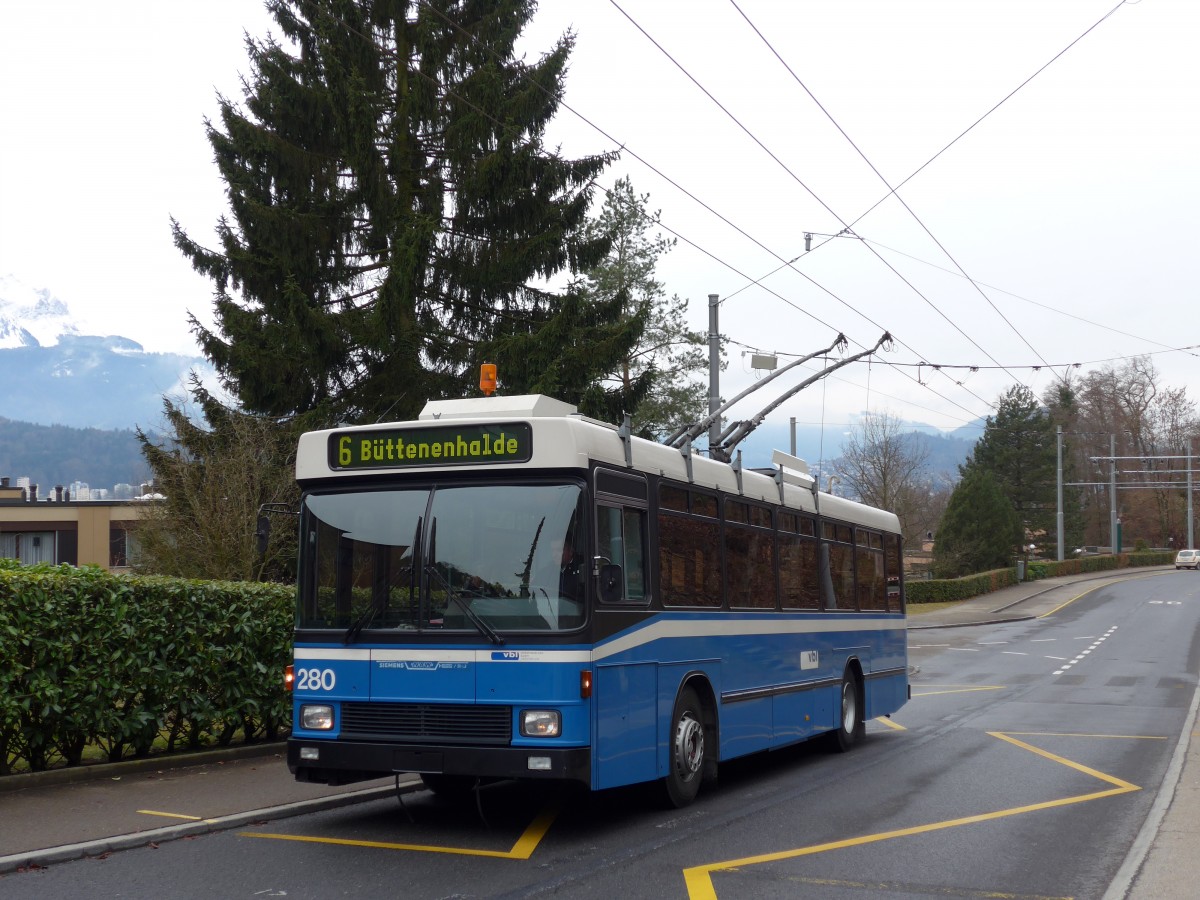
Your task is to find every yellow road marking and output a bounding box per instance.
[999,732,1167,741]
[1037,570,1169,619]
[137,810,204,821]
[912,685,1005,697]
[682,732,1141,899]
[241,802,558,860]
[874,716,906,731]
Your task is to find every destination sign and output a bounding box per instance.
[328,422,533,470]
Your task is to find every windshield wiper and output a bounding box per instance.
[425,563,505,646]
[344,594,384,644]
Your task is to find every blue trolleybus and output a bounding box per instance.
[286,392,908,806]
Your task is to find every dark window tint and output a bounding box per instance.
[827,543,855,610]
[693,492,718,518]
[726,523,776,609]
[659,484,688,512]
[857,547,887,610]
[885,533,904,612]
[780,533,819,609]
[659,513,721,607]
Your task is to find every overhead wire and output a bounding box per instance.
[862,237,1200,360]
[606,0,1032,390]
[727,0,1055,373]
[409,0,998,424]
[711,0,1134,385]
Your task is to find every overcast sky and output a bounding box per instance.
[2,0,1196,435]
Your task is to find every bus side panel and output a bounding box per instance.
[593,662,658,790]
[866,671,908,719]
[771,689,822,748]
[718,696,773,760]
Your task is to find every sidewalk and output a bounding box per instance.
[0,744,413,873]
[0,567,1194,898]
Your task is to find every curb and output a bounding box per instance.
[0,741,287,795]
[909,614,1036,631]
[0,777,421,874]
[1101,682,1200,900]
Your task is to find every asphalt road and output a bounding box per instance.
[2,568,1197,899]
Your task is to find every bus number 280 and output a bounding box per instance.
[295,667,336,691]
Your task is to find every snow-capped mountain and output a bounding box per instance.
[0,274,207,430]
[0,275,88,348]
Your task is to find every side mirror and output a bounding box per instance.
[598,563,624,603]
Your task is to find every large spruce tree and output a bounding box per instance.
[969,385,1059,547]
[932,466,1022,578]
[173,0,644,424]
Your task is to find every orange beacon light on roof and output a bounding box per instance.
[480,363,497,396]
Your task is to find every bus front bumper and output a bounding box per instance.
[287,737,592,787]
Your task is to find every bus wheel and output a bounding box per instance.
[663,687,706,808]
[829,668,865,753]
[420,773,477,799]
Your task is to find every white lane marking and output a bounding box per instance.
[1054,626,1118,676]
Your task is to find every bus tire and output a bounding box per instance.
[420,773,477,799]
[829,667,865,753]
[662,686,706,808]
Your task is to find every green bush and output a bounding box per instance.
[0,564,292,775]
[906,552,1174,606]
[906,568,1017,604]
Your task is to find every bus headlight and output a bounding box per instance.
[300,704,334,730]
[520,709,561,737]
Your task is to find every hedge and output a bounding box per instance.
[906,551,1175,605]
[0,561,293,776]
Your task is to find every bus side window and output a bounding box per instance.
[597,504,648,603]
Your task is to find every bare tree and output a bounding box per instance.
[834,410,931,548]
[1047,357,1200,549]
[135,378,300,582]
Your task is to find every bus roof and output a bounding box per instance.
[296,395,900,533]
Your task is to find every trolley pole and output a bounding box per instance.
[708,293,720,455]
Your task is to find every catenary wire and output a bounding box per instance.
[406,0,1000,422]
[715,0,1132,363]
[727,0,1055,373]
[606,0,1032,389]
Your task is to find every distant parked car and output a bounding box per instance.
[1175,549,1199,570]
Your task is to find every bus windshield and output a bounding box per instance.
[298,482,587,634]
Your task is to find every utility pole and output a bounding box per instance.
[708,293,720,455]
[1056,425,1064,562]
[1189,440,1195,550]
[1110,433,1118,554]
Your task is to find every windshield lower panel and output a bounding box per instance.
[298,481,587,635]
